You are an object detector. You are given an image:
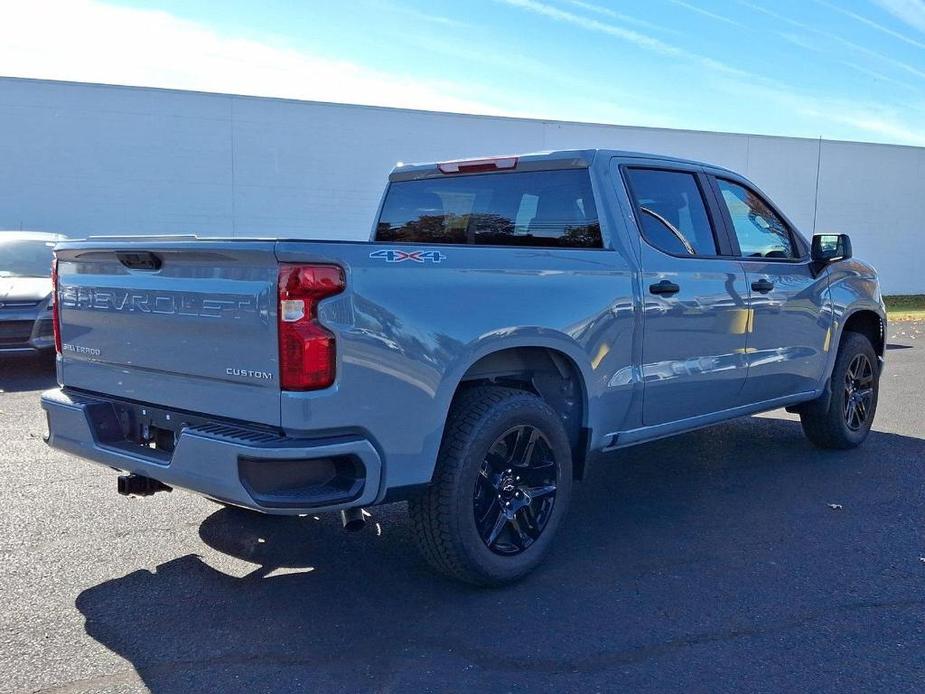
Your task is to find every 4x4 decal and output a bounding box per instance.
[369,249,446,264]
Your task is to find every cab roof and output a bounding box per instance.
[388,148,737,181]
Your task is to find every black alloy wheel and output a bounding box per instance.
[409,386,573,585]
[843,353,874,431]
[800,331,879,450]
[474,425,559,555]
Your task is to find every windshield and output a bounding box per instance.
[0,239,56,278]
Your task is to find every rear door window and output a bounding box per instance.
[624,169,718,256]
[375,169,602,248]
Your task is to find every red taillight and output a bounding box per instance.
[51,256,62,354]
[278,264,345,390]
[437,156,518,174]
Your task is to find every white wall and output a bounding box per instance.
[0,76,920,293]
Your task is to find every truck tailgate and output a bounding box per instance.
[55,240,281,426]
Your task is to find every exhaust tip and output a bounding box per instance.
[340,507,367,532]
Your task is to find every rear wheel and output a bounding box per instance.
[800,332,879,449]
[409,386,573,586]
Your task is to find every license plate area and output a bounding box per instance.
[93,400,228,463]
[122,402,182,441]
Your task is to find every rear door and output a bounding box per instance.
[55,240,282,426]
[709,176,832,402]
[623,165,750,426]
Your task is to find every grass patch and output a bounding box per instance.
[884,295,925,321]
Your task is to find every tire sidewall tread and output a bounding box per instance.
[801,332,879,450]
[409,386,573,586]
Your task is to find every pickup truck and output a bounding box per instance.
[42,149,885,585]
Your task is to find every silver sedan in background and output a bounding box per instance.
[0,231,65,354]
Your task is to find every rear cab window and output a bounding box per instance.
[375,169,603,248]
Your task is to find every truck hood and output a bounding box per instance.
[0,277,52,303]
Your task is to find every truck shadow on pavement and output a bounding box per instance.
[75,416,925,692]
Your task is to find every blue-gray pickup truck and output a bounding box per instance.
[42,149,885,585]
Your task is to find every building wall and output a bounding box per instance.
[0,76,919,293]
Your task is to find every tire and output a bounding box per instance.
[800,331,879,450]
[409,386,573,586]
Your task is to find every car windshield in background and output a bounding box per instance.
[0,239,56,278]
[376,169,603,248]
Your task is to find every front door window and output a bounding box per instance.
[716,179,795,259]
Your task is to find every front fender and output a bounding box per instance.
[819,259,886,384]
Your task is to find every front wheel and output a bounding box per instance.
[409,386,573,586]
[800,332,879,449]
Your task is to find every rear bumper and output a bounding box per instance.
[41,388,383,515]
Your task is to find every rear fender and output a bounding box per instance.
[415,329,595,482]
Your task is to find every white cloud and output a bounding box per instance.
[0,0,681,131]
[497,0,752,79]
[399,32,679,128]
[707,72,925,146]
[0,0,510,117]
[776,33,918,91]
[501,0,925,145]
[668,0,747,28]
[813,0,925,50]
[560,0,682,35]
[736,0,925,82]
[833,112,925,145]
[0,0,923,146]
[371,1,472,28]
[872,0,925,34]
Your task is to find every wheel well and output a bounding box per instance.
[842,310,884,358]
[456,347,589,479]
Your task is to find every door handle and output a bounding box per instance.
[649,279,680,296]
[751,278,774,294]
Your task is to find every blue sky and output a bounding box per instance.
[4,0,925,145]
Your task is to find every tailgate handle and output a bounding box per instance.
[117,251,162,271]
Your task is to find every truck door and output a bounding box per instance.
[623,166,750,426]
[709,176,832,402]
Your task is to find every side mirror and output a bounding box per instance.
[811,233,852,263]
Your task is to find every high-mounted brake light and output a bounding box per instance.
[51,256,62,354]
[278,264,345,391]
[437,157,518,174]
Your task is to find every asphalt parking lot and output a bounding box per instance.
[1,323,923,694]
